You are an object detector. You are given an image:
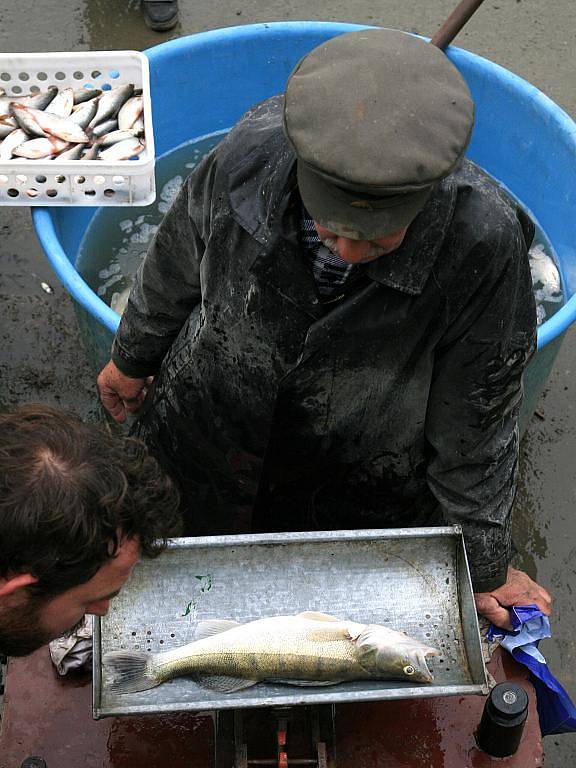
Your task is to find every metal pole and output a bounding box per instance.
[431,0,487,50]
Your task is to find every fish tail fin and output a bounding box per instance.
[103,650,160,694]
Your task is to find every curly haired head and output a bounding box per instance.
[0,404,181,596]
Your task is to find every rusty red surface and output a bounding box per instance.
[335,650,544,767]
[0,645,543,767]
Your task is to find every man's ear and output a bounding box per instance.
[0,573,39,597]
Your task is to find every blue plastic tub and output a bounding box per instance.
[32,22,576,427]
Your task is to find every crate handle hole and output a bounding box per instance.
[35,175,47,184]
[55,71,66,81]
[18,72,29,81]
[37,72,48,81]
[84,189,96,196]
[109,70,120,79]
[73,71,84,80]
[26,188,38,198]
[91,70,102,79]
[46,189,58,197]
[30,85,39,93]
[112,175,126,186]
[94,175,106,185]
[11,85,22,95]
[0,73,11,82]
[7,188,19,197]
[75,175,85,184]
[104,189,115,198]
[54,175,66,183]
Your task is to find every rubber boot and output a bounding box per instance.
[141,0,179,31]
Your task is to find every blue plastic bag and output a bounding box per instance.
[487,605,576,736]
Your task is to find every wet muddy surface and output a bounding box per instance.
[0,0,575,762]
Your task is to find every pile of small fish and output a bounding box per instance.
[0,84,145,161]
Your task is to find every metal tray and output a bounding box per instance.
[93,526,488,718]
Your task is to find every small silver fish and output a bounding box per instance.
[98,137,145,161]
[91,119,118,138]
[82,140,102,160]
[45,87,74,118]
[98,128,139,148]
[73,87,102,104]
[69,99,98,130]
[57,143,86,160]
[88,83,134,129]
[0,128,28,160]
[0,86,58,119]
[132,116,145,137]
[17,106,89,143]
[118,95,143,131]
[13,136,69,159]
[24,86,59,111]
[0,97,15,120]
[103,611,439,695]
[10,103,48,137]
[0,117,16,139]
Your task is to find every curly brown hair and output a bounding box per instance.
[0,404,181,596]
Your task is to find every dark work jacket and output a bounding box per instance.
[112,96,537,592]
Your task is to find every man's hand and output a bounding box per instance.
[474,566,552,630]
[97,360,152,424]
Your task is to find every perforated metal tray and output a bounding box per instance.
[93,527,488,718]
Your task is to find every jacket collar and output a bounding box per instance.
[364,178,457,295]
[227,129,299,247]
[227,124,457,301]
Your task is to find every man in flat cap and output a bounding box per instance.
[98,29,551,628]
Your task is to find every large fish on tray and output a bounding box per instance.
[103,611,438,695]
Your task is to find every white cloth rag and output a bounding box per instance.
[48,614,93,675]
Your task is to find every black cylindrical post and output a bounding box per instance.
[476,682,529,757]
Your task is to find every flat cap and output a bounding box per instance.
[283,28,475,238]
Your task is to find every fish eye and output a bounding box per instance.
[403,665,415,676]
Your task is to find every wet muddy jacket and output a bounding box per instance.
[112,96,536,592]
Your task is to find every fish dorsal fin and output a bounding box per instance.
[195,619,241,640]
[296,611,340,622]
[195,674,258,693]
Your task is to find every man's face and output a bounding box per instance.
[314,223,409,264]
[0,536,140,657]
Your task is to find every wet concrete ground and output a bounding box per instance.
[0,0,575,762]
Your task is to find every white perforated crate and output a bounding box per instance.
[0,51,155,206]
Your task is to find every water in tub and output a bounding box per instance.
[77,135,565,328]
